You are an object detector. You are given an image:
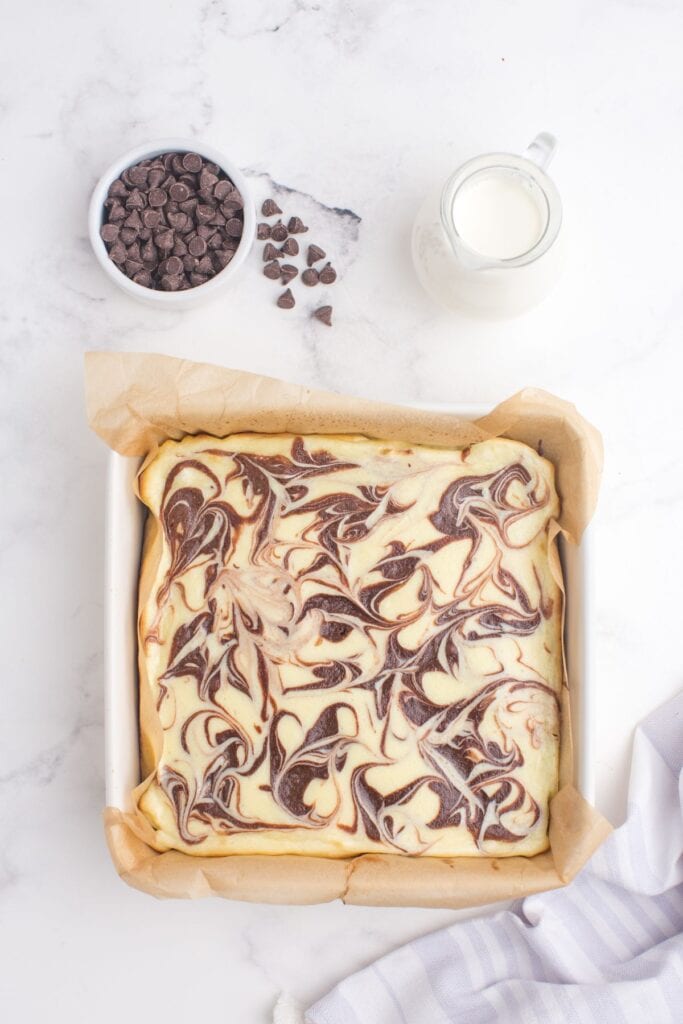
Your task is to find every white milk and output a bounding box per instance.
[451,169,545,260]
[411,137,564,318]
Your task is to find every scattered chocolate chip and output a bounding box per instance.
[280,237,299,256]
[182,152,203,173]
[280,264,298,284]
[262,198,282,216]
[287,216,308,234]
[225,217,243,238]
[264,260,282,280]
[313,305,333,326]
[263,242,280,262]
[319,262,337,284]
[302,268,319,286]
[257,222,271,240]
[100,223,120,243]
[271,221,288,242]
[307,244,326,266]
[277,288,295,309]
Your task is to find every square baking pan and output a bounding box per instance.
[104,409,595,827]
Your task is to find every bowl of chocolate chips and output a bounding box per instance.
[89,139,254,306]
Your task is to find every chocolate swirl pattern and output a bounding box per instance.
[138,433,562,858]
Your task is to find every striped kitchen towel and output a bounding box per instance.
[305,693,683,1023]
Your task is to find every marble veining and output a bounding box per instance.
[2,0,683,1021]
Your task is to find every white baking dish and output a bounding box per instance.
[104,414,594,817]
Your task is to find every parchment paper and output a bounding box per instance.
[86,350,609,907]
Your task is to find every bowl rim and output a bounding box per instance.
[88,137,255,305]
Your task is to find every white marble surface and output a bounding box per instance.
[2,1,683,1020]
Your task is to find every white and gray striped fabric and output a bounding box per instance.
[306,693,683,1023]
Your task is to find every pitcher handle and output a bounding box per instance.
[523,132,558,171]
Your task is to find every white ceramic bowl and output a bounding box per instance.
[88,138,255,307]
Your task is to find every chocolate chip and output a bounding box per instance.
[126,188,146,210]
[208,233,223,250]
[132,270,153,287]
[142,208,161,229]
[263,242,280,262]
[302,268,319,286]
[214,180,233,201]
[198,186,217,204]
[257,223,271,240]
[197,255,213,274]
[225,218,243,238]
[155,228,174,251]
[182,254,198,272]
[148,167,165,188]
[188,236,207,257]
[280,237,299,256]
[109,242,126,265]
[160,274,182,291]
[277,288,295,309]
[224,190,244,210]
[196,203,215,224]
[319,262,337,284]
[199,168,219,190]
[313,305,333,326]
[262,198,282,216]
[128,165,148,187]
[208,211,226,227]
[100,223,120,243]
[173,154,188,176]
[123,210,142,232]
[280,264,298,285]
[197,224,216,240]
[164,255,183,276]
[169,182,189,203]
[271,221,288,242]
[124,259,143,277]
[119,227,137,245]
[127,241,142,263]
[213,248,234,269]
[167,211,189,231]
[141,238,157,262]
[179,197,198,215]
[108,202,126,222]
[264,260,281,279]
[205,161,221,176]
[108,179,129,198]
[307,244,325,266]
[190,272,209,287]
[148,188,168,208]
[182,152,203,173]
[287,216,308,234]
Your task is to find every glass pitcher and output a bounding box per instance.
[411,133,564,319]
